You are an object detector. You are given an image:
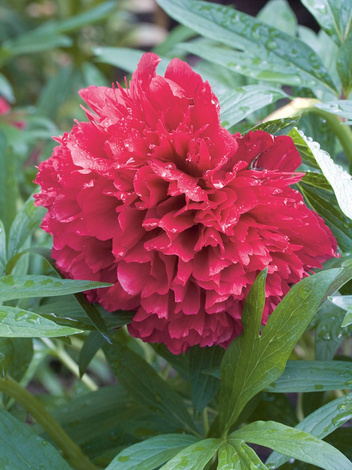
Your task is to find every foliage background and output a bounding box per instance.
[0,0,351,469]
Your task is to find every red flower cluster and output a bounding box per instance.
[35,53,337,354]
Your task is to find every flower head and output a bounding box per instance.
[35,53,337,354]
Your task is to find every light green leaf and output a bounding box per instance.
[94,47,170,75]
[0,219,6,275]
[0,73,14,103]
[189,346,223,415]
[266,393,352,468]
[219,268,344,432]
[298,130,352,220]
[157,0,337,92]
[104,333,198,436]
[300,0,352,44]
[231,420,352,470]
[337,29,352,96]
[257,0,297,36]
[0,275,111,302]
[315,100,352,123]
[7,193,46,261]
[266,360,352,392]
[330,295,352,327]
[160,438,222,470]
[219,85,287,128]
[0,306,82,337]
[250,116,301,135]
[106,434,199,470]
[0,408,73,469]
[217,441,268,469]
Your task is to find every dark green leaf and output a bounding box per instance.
[0,306,82,337]
[7,193,46,262]
[106,434,199,470]
[219,85,287,128]
[78,331,105,377]
[325,428,352,461]
[189,346,223,414]
[159,438,222,470]
[249,392,297,427]
[266,393,352,468]
[337,29,352,96]
[0,408,73,469]
[266,360,352,392]
[0,274,111,302]
[219,268,343,432]
[0,131,18,234]
[217,441,268,469]
[0,338,13,377]
[157,0,337,92]
[7,338,33,383]
[300,0,352,45]
[104,333,199,436]
[231,420,352,470]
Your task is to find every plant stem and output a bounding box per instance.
[264,97,352,170]
[0,376,97,470]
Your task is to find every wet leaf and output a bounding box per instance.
[217,441,268,469]
[159,438,222,470]
[337,29,352,97]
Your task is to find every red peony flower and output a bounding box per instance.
[35,53,337,354]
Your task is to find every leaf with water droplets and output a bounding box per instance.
[0,407,72,469]
[0,306,82,337]
[330,295,352,327]
[266,394,352,468]
[105,434,199,470]
[231,420,352,470]
[157,0,337,93]
[217,441,268,469]
[300,0,352,45]
[315,100,352,123]
[337,28,352,97]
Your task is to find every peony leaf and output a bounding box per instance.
[7,193,46,261]
[219,85,287,128]
[0,306,82,337]
[0,131,18,236]
[104,333,199,436]
[0,274,112,302]
[300,0,352,45]
[189,345,224,415]
[266,393,352,468]
[157,0,337,93]
[219,267,347,433]
[265,360,352,392]
[257,0,297,36]
[250,116,301,136]
[0,408,73,470]
[78,331,105,377]
[231,420,352,470]
[299,131,352,220]
[330,295,352,327]
[315,100,352,123]
[159,438,223,470]
[0,219,6,276]
[217,441,268,469]
[105,434,199,470]
[337,29,352,97]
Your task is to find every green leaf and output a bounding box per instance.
[0,338,13,377]
[266,360,352,392]
[0,306,82,337]
[337,29,352,97]
[106,434,199,470]
[78,331,105,377]
[189,346,223,415]
[0,131,18,235]
[159,438,222,470]
[0,219,6,275]
[315,100,352,123]
[298,131,352,220]
[94,47,170,75]
[0,407,73,469]
[266,393,352,468]
[231,420,352,470]
[219,268,344,432]
[7,338,33,383]
[157,0,337,92]
[219,85,287,128]
[257,0,297,36]
[104,333,199,436]
[250,116,301,135]
[217,441,268,469]
[300,0,352,45]
[7,193,46,262]
[0,274,111,302]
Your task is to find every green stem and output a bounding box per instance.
[264,97,352,170]
[0,376,97,470]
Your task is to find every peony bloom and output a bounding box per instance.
[35,53,337,354]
